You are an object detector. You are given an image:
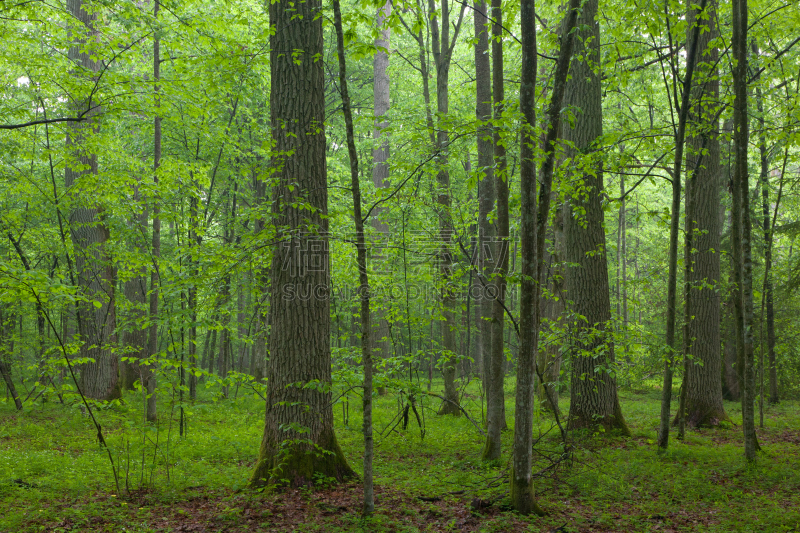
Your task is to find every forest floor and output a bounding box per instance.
[1,378,799,532]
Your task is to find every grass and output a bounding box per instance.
[1,376,799,532]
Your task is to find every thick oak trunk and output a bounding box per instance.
[250,0,353,487]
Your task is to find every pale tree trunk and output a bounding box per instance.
[562,0,628,435]
[333,0,373,513]
[482,0,508,460]
[473,0,494,393]
[250,0,354,488]
[730,0,759,460]
[429,0,466,416]
[752,40,779,405]
[512,0,578,515]
[371,0,391,396]
[679,0,729,428]
[66,0,120,401]
[144,0,162,423]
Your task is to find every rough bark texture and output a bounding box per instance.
[482,0,507,460]
[680,0,729,428]
[250,0,354,488]
[562,0,628,435]
[66,0,120,402]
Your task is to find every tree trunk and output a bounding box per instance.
[333,0,374,512]
[371,0,392,397]
[144,0,162,422]
[537,203,564,414]
[430,0,465,416]
[473,0,493,394]
[0,310,22,411]
[482,0,507,460]
[752,41,779,405]
[66,0,120,402]
[562,0,628,435]
[250,0,354,488]
[679,0,729,428]
[512,0,578,515]
[730,0,759,460]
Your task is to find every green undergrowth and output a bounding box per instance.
[1,378,799,532]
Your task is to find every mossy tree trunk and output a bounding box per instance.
[250,0,354,488]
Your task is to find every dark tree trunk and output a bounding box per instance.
[250,0,354,488]
[0,310,22,411]
[562,0,628,435]
[473,0,494,395]
[512,0,578,515]
[730,0,759,460]
[482,0,508,460]
[333,0,374,511]
[430,0,466,416]
[66,0,120,402]
[537,204,564,414]
[680,0,729,428]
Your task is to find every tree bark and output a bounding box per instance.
[66,0,120,402]
[332,0,374,513]
[679,0,729,428]
[512,0,579,515]
[482,0,507,460]
[430,0,466,416]
[144,0,162,423]
[250,0,354,487]
[562,0,629,435]
[473,0,494,401]
[730,0,759,460]
[752,40,779,405]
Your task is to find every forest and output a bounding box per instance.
[1,0,799,530]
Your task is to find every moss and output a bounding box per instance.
[568,397,631,437]
[249,427,356,489]
[509,476,546,516]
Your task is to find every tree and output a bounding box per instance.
[513,0,580,514]
[473,0,494,396]
[562,0,628,435]
[66,0,121,402]
[429,0,467,416]
[249,0,354,487]
[730,0,759,460]
[332,0,374,514]
[679,0,729,428]
[482,0,508,461]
